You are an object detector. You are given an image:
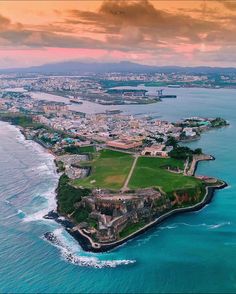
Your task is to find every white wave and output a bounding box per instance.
[5,212,19,219]
[2,123,59,225]
[134,234,155,247]
[4,208,25,220]
[159,225,178,230]
[169,221,231,230]
[14,127,55,164]
[9,125,56,177]
[224,185,232,190]
[208,221,231,229]
[26,163,53,177]
[17,209,26,218]
[43,228,136,269]
[23,189,57,222]
[171,222,209,228]
[30,164,50,172]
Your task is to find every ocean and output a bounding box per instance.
[0,87,236,293]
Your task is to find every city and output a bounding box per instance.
[0,85,228,251]
[0,0,236,293]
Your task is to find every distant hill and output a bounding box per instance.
[1,61,236,75]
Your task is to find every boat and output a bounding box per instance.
[158,94,177,98]
[105,109,122,115]
[167,85,181,88]
[157,89,177,99]
[69,98,83,104]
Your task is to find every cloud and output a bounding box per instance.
[1,1,236,67]
[0,13,107,49]
[0,1,235,51]
[0,14,10,28]
[0,29,106,49]
[219,1,236,10]
[67,0,221,45]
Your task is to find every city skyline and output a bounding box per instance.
[1,0,236,69]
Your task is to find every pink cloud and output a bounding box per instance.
[0,47,153,68]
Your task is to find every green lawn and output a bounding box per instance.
[73,149,134,190]
[64,145,95,154]
[128,156,202,193]
[79,145,96,153]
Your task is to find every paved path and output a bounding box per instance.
[121,154,139,192]
[184,154,213,176]
[183,157,190,175]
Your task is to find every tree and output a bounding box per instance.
[166,136,178,148]
[156,137,164,143]
[169,146,193,160]
[194,148,202,155]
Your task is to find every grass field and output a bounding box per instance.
[73,149,134,190]
[128,156,202,193]
[64,145,95,154]
[79,145,96,153]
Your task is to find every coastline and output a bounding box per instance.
[44,180,227,253]
[44,153,227,252]
[1,120,59,195]
[2,120,228,253]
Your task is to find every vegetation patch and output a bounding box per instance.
[128,156,203,194]
[73,149,134,190]
[119,220,146,239]
[105,175,126,184]
[54,160,65,173]
[64,145,95,154]
[57,174,90,215]
[0,113,43,129]
[169,146,202,160]
[72,206,91,223]
[211,117,228,128]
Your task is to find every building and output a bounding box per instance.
[106,89,147,97]
[106,139,142,150]
[183,127,197,138]
[43,103,68,114]
[141,145,169,157]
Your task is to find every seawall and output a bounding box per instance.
[44,180,227,253]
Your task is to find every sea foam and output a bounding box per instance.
[43,228,136,268]
[23,190,57,222]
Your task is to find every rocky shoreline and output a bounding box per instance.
[44,180,227,252]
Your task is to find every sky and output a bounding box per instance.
[1,0,236,68]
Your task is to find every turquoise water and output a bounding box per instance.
[0,87,236,293]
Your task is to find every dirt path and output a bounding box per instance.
[121,154,139,192]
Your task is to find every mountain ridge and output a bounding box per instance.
[1,61,236,74]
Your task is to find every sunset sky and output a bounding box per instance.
[1,0,236,68]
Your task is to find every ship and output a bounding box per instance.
[69,98,83,104]
[167,84,181,88]
[105,109,122,115]
[157,89,177,99]
[158,94,177,98]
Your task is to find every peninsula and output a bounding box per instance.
[0,110,228,252]
[45,149,226,252]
